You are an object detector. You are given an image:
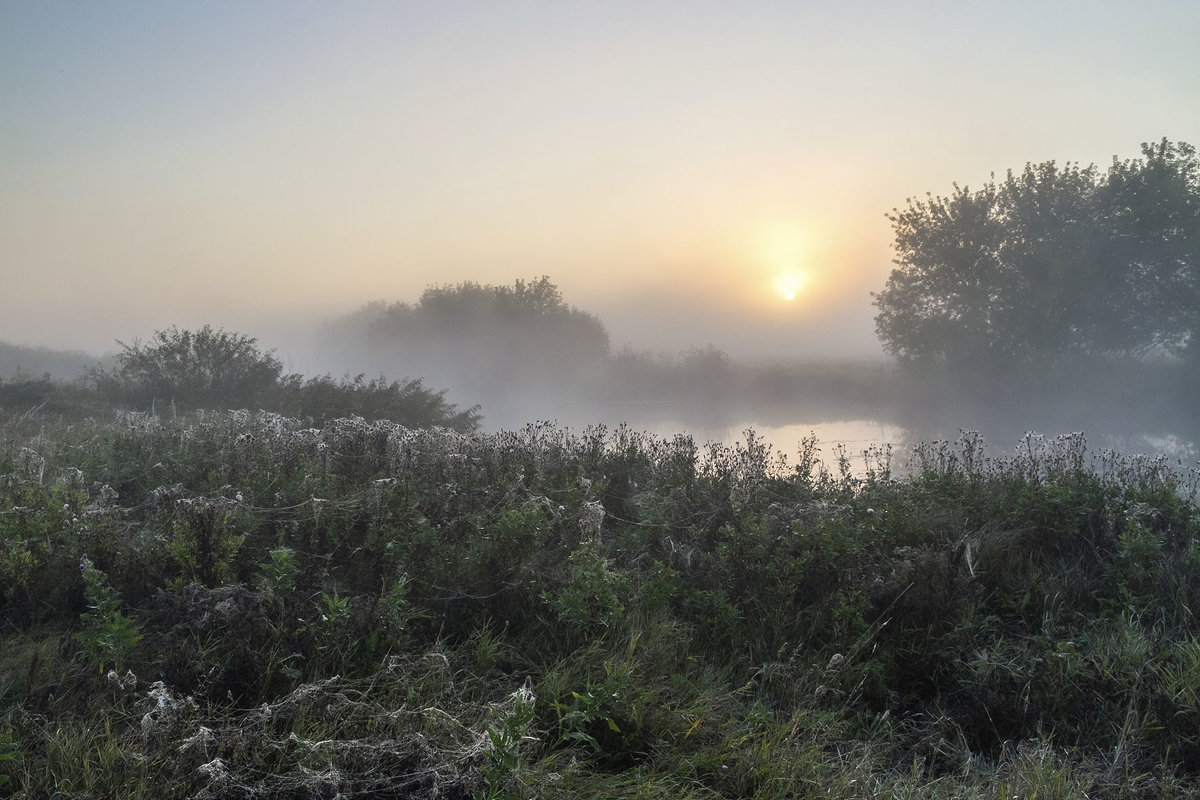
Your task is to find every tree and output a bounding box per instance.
[373,276,609,358]
[873,139,1200,367]
[361,276,610,392]
[102,325,283,409]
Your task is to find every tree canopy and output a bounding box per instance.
[369,276,609,359]
[357,276,611,395]
[873,139,1200,367]
[106,325,284,409]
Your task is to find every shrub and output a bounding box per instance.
[96,325,281,410]
[269,372,479,431]
[75,556,142,673]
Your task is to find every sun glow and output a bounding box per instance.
[776,271,807,301]
[758,222,815,303]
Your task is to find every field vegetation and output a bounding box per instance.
[2,393,1200,797]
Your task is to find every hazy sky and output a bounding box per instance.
[3,1,1198,362]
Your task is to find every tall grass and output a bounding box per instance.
[2,407,1200,797]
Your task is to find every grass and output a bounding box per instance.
[2,402,1200,797]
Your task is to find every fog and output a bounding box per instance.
[4,3,1200,465]
[2,267,1199,474]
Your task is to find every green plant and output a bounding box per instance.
[0,541,39,604]
[0,727,16,789]
[480,682,537,800]
[165,498,244,587]
[257,546,298,596]
[295,589,365,675]
[75,556,142,672]
[551,662,629,755]
[318,589,351,626]
[371,572,421,652]
[541,542,627,633]
[13,405,1200,797]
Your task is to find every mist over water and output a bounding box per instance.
[550,389,1200,478]
[268,288,1200,476]
[4,274,1199,477]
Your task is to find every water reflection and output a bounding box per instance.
[571,408,1199,477]
[614,417,907,471]
[530,358,1200,477]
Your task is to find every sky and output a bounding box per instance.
[3,0,1199,365]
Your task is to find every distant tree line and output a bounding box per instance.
[873,138,1200,370]
[0,341,102,381]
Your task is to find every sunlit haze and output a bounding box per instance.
[3,1,1199,364]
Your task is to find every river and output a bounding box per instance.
[563,409,1200,478]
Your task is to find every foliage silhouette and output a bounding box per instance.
[874,138,1200,368]
[269,372,480,431]
[88,325,478,430]
[349,276,610,402]
[98,325,283,410]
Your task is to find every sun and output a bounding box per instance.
[775,271,807,302]
[758,222,813,303]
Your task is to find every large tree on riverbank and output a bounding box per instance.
[873,139,1200,367]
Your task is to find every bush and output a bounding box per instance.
[269,373,480,431]
[96,325,283,410]
[0,375,103,418]
[90,325,480,430]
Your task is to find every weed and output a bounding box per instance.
[257,546,297,596]
[480,680,537,800]
[0,727,16,788]
[75,556,142,673]
[165,498,244,588]
[541,542,627,634]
